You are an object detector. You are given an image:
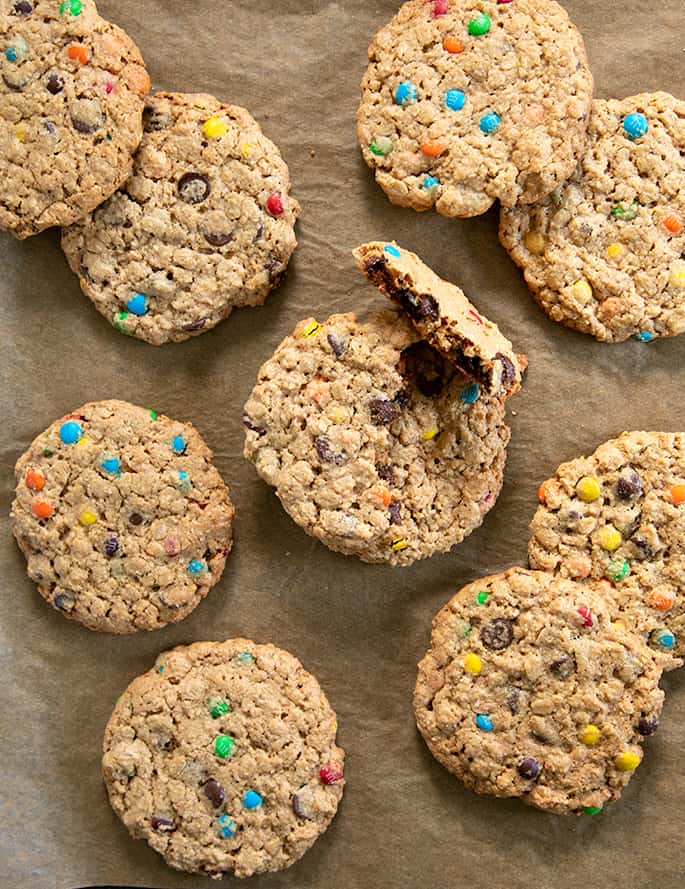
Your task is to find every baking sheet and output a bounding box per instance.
[1,1,684,887]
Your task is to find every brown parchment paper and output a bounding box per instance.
[1,2,684,887]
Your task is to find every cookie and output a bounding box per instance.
[357,0,593,218]
[61,91,300,345]
[500,93,685,342]
[354,241,526,396]
[1,0,149,239]
[11,399,234,633]
[531,432,685,668]
[414,568,665,815]
[102,639,344,879]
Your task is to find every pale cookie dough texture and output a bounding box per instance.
[500,93,685,342]
[103,639,345,879]
[0,0,149,238]
[354,241,525,396]
[357,0,593,217]
[531,432,685,668]
[11,399,234,633]
[414,569,665,815]
[61,91,300,345]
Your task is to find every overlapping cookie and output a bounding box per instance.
[357,0,593,217]
[11,399,234,633]
[1,0,149,238]
[244,242,525,565]
[414,568,666,815]
[62,91,300,345]
[501,93,685,342]
[103,639,345,879]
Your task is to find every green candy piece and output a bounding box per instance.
[60,0,83,14]
[464,624,473,636]
[42,446,53,457]
[582,805,603,815]
[214,734,236,759]
[606,559,630,582]
[148,409,158,421]
[468,13,491,36]
[114,310,131,335]
[611,200,639,221]
[370,136,393,157]
[208,698,231,718]
[476,591,490,605]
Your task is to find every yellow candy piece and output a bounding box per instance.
[615,751,640,772]
[422,426,439,441]
[79,510,97,526]
[76,435,90,448]
[576,476,601,502]
[391,537,408,552]
[463,653,483,675]
[15,124,26,143]
[579,724,600,746]
[300,320,321,338]
[241,142,252,158]
[203,116,228,139]
[326,406,348,425]
[524,231,545,255]
[669,265,685,288]
[612,620,625,631]
[572,279,593,303]
[606,243,626,259]
[597,525,622,551]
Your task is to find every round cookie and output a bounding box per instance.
[1,0,149,239]
[414,568,665,815]
[61,91,300,345]
[11,399,234,633]
[357,0,593,218]
[531,432,685,667]
[102,639,345,879]
[500,93,685,342]
[243,310,510,566]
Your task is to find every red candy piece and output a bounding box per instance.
[432,0,449,15]
[577,606,594,628]
[266,193,285,217]
[319,764,343,785]
[468,309,484,326]
[498,0,514,4]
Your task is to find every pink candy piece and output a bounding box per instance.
[319,764,343,785]
[497,1,514,4]
[164,537,180,557]
[577,606,594,628]
[432,0,449,16]
[266,193,285,216]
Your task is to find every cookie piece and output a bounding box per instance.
[414,568,665,815]
[244,308,511,566]
[11,399,234,633]
[357,0,593,217]
[102,639,344,879]
[531,432,685,668]
[500,93,685,342]
[354,241,526,396]
[61,91,300,345]
[1,0,149,238]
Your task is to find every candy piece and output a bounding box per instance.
[54,593,74,612]
[669,265,685,288]
[423,175,440,190]
[126,293,148,316]
[422,426,439,441]
[579,724,600,746]
[203,779,225,808]
[104,535,119,557]
[60,0,83,14]
[177,172,211,204]
[635,331,654,342]
[638,716,659,736]
[662,214,683,235]
[497,0,514,4]
[218,814,237,838]
[480,618,513,651]
[113,311,130,334]
[60,421,83,445]
[432,0,449,15]
[208,698,231,718]
[615,751,640,771]
[150,816,175,833]
[203,116,228,139]
[460,383,481,404]
[651,628,675,650]
[517,757,541,780]
[67,44,89,65]
[391,537,408,552]
[537,480,551,504]
[237,651,255,664]
[368,484,392,507]
[242,790,263,810]
[669,484,685,504]
[464,653,482,674]
[611,200,639,221]
[606,243,626,259]
[576,476,600,502]
[623,113,648,140]
[214,735,236,759]
[266,193,285,217]
[443,36,464,53]
[445,89,466,111]
[394,81,418,107]
[171,434,186,454]
[597,525,621,551]
[320,764,343,785]
[101,456,121,475]
[648,590,675,612]
[572,279,593,302]
[31,498,53,519]
[606,559,630,582]
[524,231,545,255]
[188,559,207,575]
[25,469,45,492]
[582,805,603,815]
[479,112,501,135]
[79,510,97,526]
[300,320,322,338]
[4,47,18,62]
[421,139,445,157]
[383,244,401,258]
[476,714,493,732]
[468,13,491,35]
[178,470,192,492]
[476,591,489,605]
[370,136,393,156]
[577,606,593,628]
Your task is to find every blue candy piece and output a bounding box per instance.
[242,790,263,810]
[60,420,83,445]
[394,81,418,107]
[101,456,121,475]
[480,112,501,135]
[218,814,237,838]
[126,293,148,316]
[156,664,164,673]
[384,244,401,259]
[445,89,466,111]
[623,112,648,140]
[171,434,186,454]
[635,331,654,343]
[460,383,481,405]
[237,652,255,664]
[423,175,440,190]
[178,470,192,492]
[5,47,18,62]
[651,628,675,651]
[188,559,207,575]
[476,714,493,732]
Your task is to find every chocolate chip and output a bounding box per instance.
[617,469,643,501]
[128,512,144,526]
[178,172,211,204]
[495,353,517,388]
[399,342,453,398]
[506,686,524,714]
[398,289,439,321]
[265,256,283,282]
[327,332,348,357]
[46,72,64,94]
[393,388,411,409]
[203,779,226,808]
[53,593,74,612]
[3,70,31,90]
[517,757,541,780]
[104,535,119,557]
[315,435,345,465]
[638,715,659,736]
[292,790,312,820]
[243,414,266,435]
[13,1,33,13]
[253,221,264,242]
[143,103,172,131]
[44,121,58,137]
[631,536,655,560]
[480,618,514,651]
[549,655,574,679]
[376,464,395,484]
[151,816,175,833]
[70,99,105,134]
[183,317,208,332]
[363,256,385,276]
[368,398,402,426]
[388,501,402,524]
[204,231,233,248]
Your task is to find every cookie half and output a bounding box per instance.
[357,0,593,217]
[531,432,685,667]
[354,241,525,397]
[414,569,665,815]
[1,0,149,238]
[11,399,234,633]
[102,639,345,879]
[500,93,685,342]
[61,91,300,345]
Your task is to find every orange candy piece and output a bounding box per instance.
[663,214,683,235]
[369,484,392,508]
[421,139,445,158]
[538,480,552,504]
[669,484,685,505]
[25,469,45,492]
[443,36,464,53]
[31,498,53,519]
[126,65,151,95]
[649,590,675,612]
[67,44,90,65]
